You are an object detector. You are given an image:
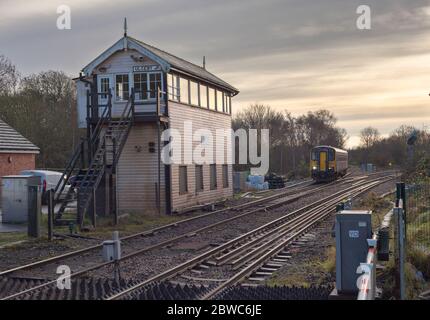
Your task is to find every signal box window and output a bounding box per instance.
[115,74,129,101]
[210,164,217,190]
[195,165,204,192]
[222,165,229,188]
[179,166,188,195]
[134,73,148,100]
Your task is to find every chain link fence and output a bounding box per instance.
[406,182,430,253]
[404,181,430,299]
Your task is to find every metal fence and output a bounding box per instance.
[403,181,430,299]
[355,181,430,300]
[405,182,430,251]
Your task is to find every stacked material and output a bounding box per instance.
[265,172,286,189]
[245,175,269,191]
[361,163,376,172]
[233,171,249,193]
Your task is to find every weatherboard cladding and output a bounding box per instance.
[0,119,39,153]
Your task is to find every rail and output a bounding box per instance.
[106,177,393,300]
[0,174,395,300]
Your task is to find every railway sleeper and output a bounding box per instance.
[260,267,278,272]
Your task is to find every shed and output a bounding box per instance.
[0,118,40,206]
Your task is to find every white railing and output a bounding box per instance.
[356,236,378,300]
[356,209,395,300]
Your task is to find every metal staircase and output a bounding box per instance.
[53,90,134,228]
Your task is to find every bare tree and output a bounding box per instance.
[360,126,380,149]
[0,70,81,168]
[0,55,20,95]
[232,106,347,176]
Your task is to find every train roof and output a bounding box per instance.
[311,145,348,154]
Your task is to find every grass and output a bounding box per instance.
[407,205,430,248]
[368,186,430,299]
[0,232,28,247]
[408,245,430,280]
[266,271,312,288]
[82,213,190,238]
[320,246,336,274]
[265,246,335,288]
[355,192,393,230]
[0,211,196,250]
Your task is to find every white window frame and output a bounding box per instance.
[133,71,163,102]
[114,73,131,102]
[148,72,163,101]
[98,75,113,105]
[167,73,180,102]
[133,72,148,102]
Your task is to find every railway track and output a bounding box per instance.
[105,174,394,300]
[0,178,342,299]
[0,172,394,300]
[0,179,316,278]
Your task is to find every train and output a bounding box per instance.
[310,145,348,182]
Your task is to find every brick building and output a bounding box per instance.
[0,119,40,203]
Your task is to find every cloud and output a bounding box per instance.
[1,0,430,147]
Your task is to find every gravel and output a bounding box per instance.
[0,172,396,299]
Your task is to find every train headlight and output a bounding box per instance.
[312,166,317,170]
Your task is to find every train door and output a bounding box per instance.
[319,151,328,171]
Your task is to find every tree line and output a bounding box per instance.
[232,104,347,178]
[1,53,428,176]
[352,125,430,169]
[0,54,81,168]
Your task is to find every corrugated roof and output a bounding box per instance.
[129,37,239,94]
[0,119,39,153]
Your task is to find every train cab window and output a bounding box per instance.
[311,151,317,160]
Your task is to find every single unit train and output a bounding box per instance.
[310,145,348,182]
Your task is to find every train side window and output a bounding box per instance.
[328,149,335,161]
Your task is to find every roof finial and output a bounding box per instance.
[124,17,128,37]
[203,56,206,69]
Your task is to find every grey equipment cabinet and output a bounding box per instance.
[2,175,42,237]
[335,210,372,293]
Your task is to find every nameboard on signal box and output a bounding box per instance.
[133,65,161,72]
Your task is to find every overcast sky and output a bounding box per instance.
[1,0,430,147]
